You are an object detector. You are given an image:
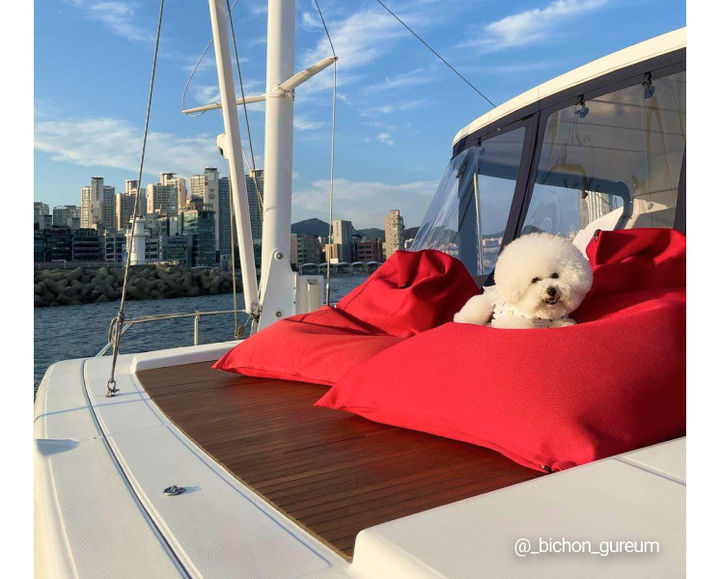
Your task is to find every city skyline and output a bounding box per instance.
[34,0,685,229]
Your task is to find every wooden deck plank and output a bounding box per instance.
[138,361,542,559]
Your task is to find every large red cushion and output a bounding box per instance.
[317,229,686,471]
[213,250,479,384]
[213,306,404,385]
[316,287,686,471]
[584,228,685,296]
[336,249,479,338]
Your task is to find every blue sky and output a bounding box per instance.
[34,0,685,228]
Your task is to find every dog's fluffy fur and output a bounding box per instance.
[454,233,593,329]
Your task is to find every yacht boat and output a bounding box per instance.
[34,2,686,576]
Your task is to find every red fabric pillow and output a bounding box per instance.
[337,249,479,338]
[584,228,685,297]
[316,288,686,471]
[213,306,404,386]
[213,250,480,384]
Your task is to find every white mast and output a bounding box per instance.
[257,0,297,329]
[207,0,259,316]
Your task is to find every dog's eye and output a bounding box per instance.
[531,277,541,284]
[550,272,559,279]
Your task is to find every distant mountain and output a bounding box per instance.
[405,226,419,239]
[291,218,329,237]
[356,227,384,241]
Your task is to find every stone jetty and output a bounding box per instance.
[34,265,237,307]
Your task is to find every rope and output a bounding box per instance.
[105,0,164,397]
[372,0,496,108]
[313,0,337,306]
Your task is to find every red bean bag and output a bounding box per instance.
[213,249,480,384]
[336,249,480,338]
[316,229,686,471]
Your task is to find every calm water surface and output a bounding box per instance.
[34,275,368,393]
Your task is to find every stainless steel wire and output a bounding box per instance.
[105,0,165,397]
[313,0,338,306]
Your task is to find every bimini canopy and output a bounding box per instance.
[412,28,686,279]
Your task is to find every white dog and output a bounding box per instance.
[454,233,593,329]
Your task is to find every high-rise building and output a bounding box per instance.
[34,202,50,229]
[81,177,115,230]
[146,181,178,217]
[384,209,405,259]
[331,219,354,262]
[102,184,116,229]
[53,205,81,229]
[218,177,232,258]
[246,169,264,243]
[357,238,384,262]
[160,172,187,211]
[182,208,216,266]
[190,168,220,251]
[125,179,145,217]
[291,233,323,267]
[116,193,137,231]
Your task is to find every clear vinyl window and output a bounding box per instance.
[522,70,685,249]
[412,127,526,276]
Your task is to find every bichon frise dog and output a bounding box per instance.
[454,233,593,329]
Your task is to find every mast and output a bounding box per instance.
[257,0,297,329]
[207,0,259,316]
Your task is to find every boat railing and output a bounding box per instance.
[95,309,249,357]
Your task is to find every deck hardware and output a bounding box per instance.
[275,310,283,318]
[541,465,552,473]
[642,72,655,99]
[163,485,186,496]
[575,96,589,118]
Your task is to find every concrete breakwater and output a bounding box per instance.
[35,265,236,307]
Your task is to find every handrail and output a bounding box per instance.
[95,309,248,357]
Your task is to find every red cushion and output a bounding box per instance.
[213,250,479,384]
[213,306,404,386]
[316,288,686,471]
[584,228,685,297]
[336,249,479,338]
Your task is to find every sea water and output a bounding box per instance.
[34,275,368,394]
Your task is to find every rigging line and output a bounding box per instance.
[228,196,240,338]
[313,0,337,306]
[224,0,263,215]
[372,0,496,108]
[182,2,263,214]
[181,0,240,117]
[106,0,165,397]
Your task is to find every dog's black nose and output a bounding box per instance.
[546,286,557,297]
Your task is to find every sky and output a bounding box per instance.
[34,0,686,229]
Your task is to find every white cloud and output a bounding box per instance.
[363,68,435,95]
[361,98,427,118]
[294,115,324,131]
[65,1,151,43]
[468,0,609,50]
[377,132,395,146]
[293,177,437,228]
[34,117,225,180]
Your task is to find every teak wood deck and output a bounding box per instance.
[138,361,542,559]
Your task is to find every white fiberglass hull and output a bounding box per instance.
[35,343,685,578]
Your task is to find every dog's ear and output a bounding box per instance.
[495,282,526,306]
